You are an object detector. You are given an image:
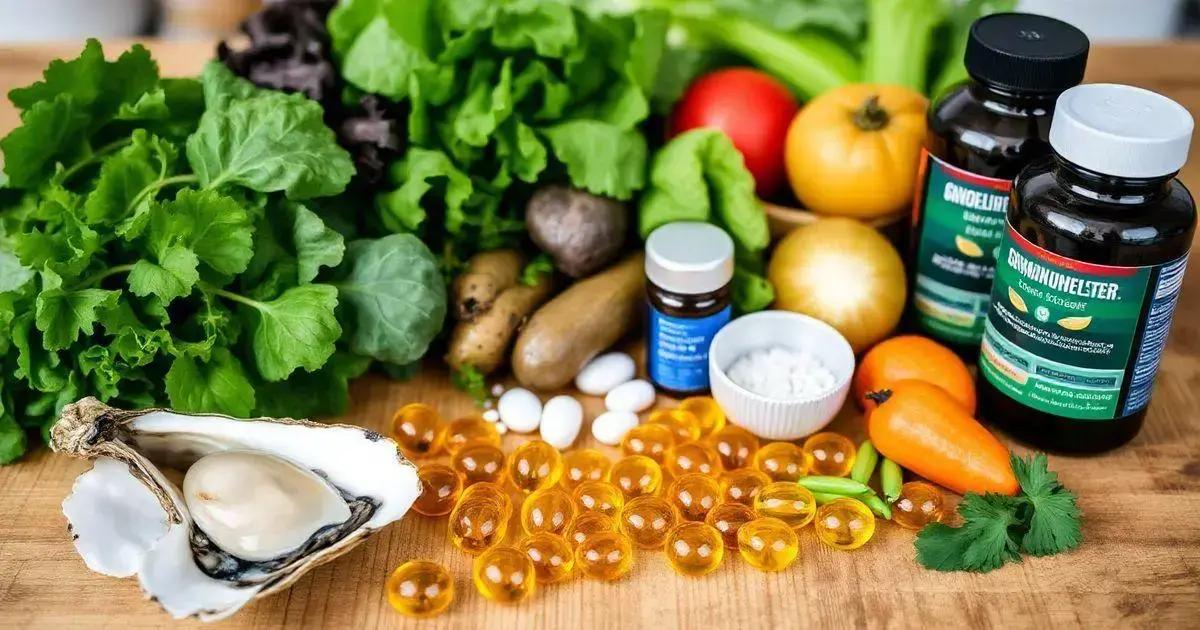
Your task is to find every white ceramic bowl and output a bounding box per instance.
[709,311,855,440]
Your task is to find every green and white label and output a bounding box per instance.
[912,150,1011,344]
[980,225,1188,421]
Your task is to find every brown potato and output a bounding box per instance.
[512,253,644,390]
[446,273,555,374]
[452,249,524,321]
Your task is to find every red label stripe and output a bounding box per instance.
[1008,225,1142,277]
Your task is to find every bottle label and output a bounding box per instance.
[911,150,1011,344]
[647,304,732,393]
[980,224,1188,421]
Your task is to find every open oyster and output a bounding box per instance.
[51,398,420,622]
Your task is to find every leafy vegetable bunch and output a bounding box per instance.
[0,42,447,463]
[327,0,666,268]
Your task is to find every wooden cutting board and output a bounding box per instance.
[0,41,1198,629]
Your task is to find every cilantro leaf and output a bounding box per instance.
[916,493,1023,572]
[0,96,89,188]
[1013,453,1083,557]
[288,202,345,283]
[165,348,256,417]
[147,189,255,276]
[128,245,200,303]
[236,284,341,382]
[83,131,177,225]
[33,270,119,351]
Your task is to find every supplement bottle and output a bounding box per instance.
[979,84,1195,453]
[645,222,734,395]
[909,13,1089,354]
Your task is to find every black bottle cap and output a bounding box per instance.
[965,12,1090,94]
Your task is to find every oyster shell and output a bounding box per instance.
[52,398,420,622]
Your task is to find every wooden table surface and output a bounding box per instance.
[1,41,1199,630]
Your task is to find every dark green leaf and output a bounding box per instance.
[34,270,119,351]
[165,348,256,417]
[238,284,342,382]
[541,120,646,200]
[128,245,200,303]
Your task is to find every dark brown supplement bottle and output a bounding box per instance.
[645,222,734,396]
[979,84,1196,453]
[910,13,1089,355]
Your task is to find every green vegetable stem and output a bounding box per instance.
[880,458,903,503]
[850,440,879,485]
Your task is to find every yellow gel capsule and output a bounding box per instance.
[609,455,664,499]
[618,495,678,549]
[621,423,676,464]
[521,487,577,536]
[649,408,701,443]
[892,481,945,530]
[452,442,507,486]
[753,442,808,482]
[391,403,445,458]
[385,560,454,618]
[705,502,756,550]
[665,522,724,576]
[753,482,817,529]
[802,432,857,477]
[718,468,771,506]
[449,499,508,555]
[473,546,536,604]
[459,482,514,516]
[560,449,611,490]
[519,532,575,584]
[677,397,726,437]
[706,425,759,470]
[814,498,876,550]
[508,440,564,494]
[572,480,625,517]
[668,473,721,522]
[737,517,799,571]
[567,511,614,549]
[412,463,462,517]
[666,441,722,477]
[575,531,635,581]
[444,416,501,455]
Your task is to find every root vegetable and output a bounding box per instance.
[447,273,554,374]
[453,249,525,321]
[512,253,644,390]
[526,186,627,278]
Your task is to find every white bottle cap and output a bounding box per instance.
[1050,83,1194,178]
[645,222,734,295]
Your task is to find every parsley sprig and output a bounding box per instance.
[916,453,1082,572]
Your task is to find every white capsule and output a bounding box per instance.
[496,422,509,435]
[497,387,542,433]
[482,409,500,422]
[591,410,639,446]
[604,379,656,413]
[539,396,583,450]
[574,352,636,396]
[491,384,505,397]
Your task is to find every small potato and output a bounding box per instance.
[447,273,554,374]
[526,186,627,278]
[453,249,524,321]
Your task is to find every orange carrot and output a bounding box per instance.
[866,379,1018,496]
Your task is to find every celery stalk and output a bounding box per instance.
[862,0,947,93]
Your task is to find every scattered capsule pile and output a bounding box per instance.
[385,399,945,617]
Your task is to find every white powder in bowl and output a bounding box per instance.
[726,346,836,400]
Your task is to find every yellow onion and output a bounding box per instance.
[767,218,906,353]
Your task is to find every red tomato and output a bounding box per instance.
[669,68,799,197]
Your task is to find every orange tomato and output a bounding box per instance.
[854,335,976,413]
[867,380,1018,496]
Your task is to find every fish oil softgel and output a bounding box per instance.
[521,488,576,536]
[619,495,678,549]
[572,480,625,517]
[753,482,817,529]
[668,473,721,522]
[508,440,564,493]
[385,560,454,618]
[609,455,664,499]
[473,546,536,604]
[575,531,635,580]
[665,522,724,576]
[814,498,875,550]
[621,423,676,464]
[677,397,726,437]
[561,449,611,490]
[737,517,799,571]
[666,441,721,477]
[392,403,445,458]
[649,408,701,443]
[753,442,808,482]
[444,416,501,454]
[567,511,614,548]
[460,482,514,516]
[452,443,507,486]
[519,532,575,584]
[449,499,508,555]
[718,469,770,506]
[891,481,944,530]
[412,463,462,517]
[802,432,856,477]
[706,425,759,470]
[705,502,755,550]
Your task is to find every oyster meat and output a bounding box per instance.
[52,398,420,621]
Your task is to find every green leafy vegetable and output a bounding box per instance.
[639,129,773,312]
[916,453,1082,572]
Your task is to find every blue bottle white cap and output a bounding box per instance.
[1050,83,1193,178]
[645,222,734,295]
